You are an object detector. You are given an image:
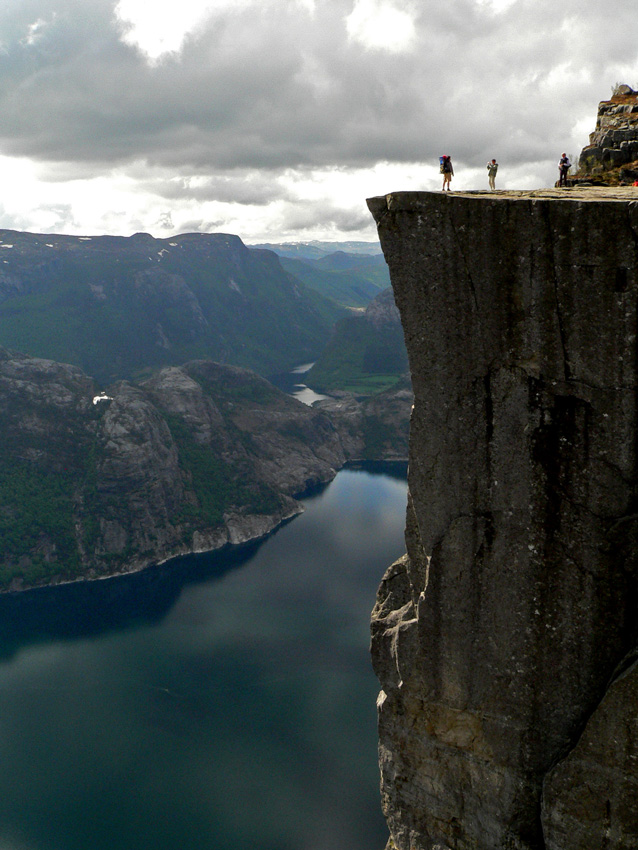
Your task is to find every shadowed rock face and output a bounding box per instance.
[367,189,638,850]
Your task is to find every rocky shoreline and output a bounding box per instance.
[0,347,410,594]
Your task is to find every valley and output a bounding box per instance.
[0,233,411,592]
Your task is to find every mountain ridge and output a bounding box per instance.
[248,240,382,259]
[0,229,346,384]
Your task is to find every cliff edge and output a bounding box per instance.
[367,189,638,850]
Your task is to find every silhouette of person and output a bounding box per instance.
[558,153,571,187]
[441,155,454,191]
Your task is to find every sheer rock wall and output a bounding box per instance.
[367,188,638,850]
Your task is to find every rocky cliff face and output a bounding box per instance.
[0,349,346,591]
[367,188,638,850]
[578,84,638,182]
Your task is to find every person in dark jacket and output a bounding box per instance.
[441,155,454,191]
[558,153,571,187]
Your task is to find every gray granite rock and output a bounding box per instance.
[579,87,638,174]
[542,655,638,850]
[367,188,638,850]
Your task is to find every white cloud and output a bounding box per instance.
[474,0,518,12]
[21,18,49,46]
[114,0,316,62]
[346,0,416,52]
[113,0,218,61]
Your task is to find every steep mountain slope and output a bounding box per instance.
[0,230,345,384]
[278,252,390,308]
[305,287,408,394]
[0,348,346,592]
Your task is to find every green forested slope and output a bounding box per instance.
[0,231,346,384]
[278,252,390,308]
[306,288,408,394]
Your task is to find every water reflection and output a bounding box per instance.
[269,362,329,406]
[0,468,407,850]
[0,538,264,661]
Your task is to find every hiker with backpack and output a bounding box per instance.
[558,153,571,187]
[440,155,454,191]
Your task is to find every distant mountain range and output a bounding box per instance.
[278,253,389,309]
[0,230,347,385]
[250,243,390,309]
[249,240,382,259]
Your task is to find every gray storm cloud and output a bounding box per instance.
[0,0,635,169]
[0,0,636,238]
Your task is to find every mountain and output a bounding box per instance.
[249,240,382,259]
[314,378,412,462]
[0,230,346,385]
[313,251,383,271]
[0,348,347,592]
[250,241,390,308]
[305,287,408,394]
[275,251,390,309]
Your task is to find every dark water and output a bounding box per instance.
[0,466,407,850]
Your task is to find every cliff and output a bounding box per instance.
[367,188,638,850]
[576,84,638,183]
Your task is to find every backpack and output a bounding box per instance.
[440,156,451,174]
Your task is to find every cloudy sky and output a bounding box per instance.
[0,0,636,243]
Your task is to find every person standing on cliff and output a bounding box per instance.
[487,158,498,190]
[558,153,571,187]
[441,155,454,191]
